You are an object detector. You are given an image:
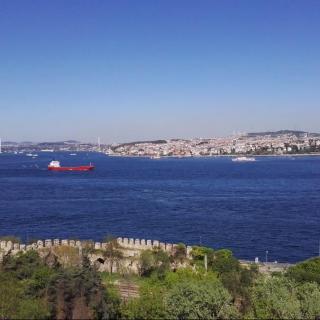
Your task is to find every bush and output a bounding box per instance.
[164,279,238,319]
[121,285,166,320]
[250,276,301,319]
[138,249,170,279]
[286,257,320,284]
[297,282,320,319]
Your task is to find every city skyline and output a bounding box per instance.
[1,0,320,143]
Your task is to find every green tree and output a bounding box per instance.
[191,246,214,263]
[286,257,320,284]
[121,285,166,320]
[2,250,43,280]
[153,249,170,279]
[15,299,50,319]
[164,279,238,319]
[138,249,170,279]
[172,243,187,266]
[297,282,320,319]
[250,276,301,319]
[220,265,258,314]
[138,249,155,276]
[209,249,240,274]
[0,274,22,319]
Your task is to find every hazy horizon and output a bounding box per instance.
[1,1,320,143]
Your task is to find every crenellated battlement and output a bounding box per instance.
[0,237,193,257]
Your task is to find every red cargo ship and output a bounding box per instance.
[48,161,94,171]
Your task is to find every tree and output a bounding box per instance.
[153,249,170,279]
[15,299,50,319]
[138,249,170,278]
[121,285,166,320]
[297,282,320,319]
[209,249,240,275]
[138,249,155,276]
[164,279,238,319]
[46,260,112,319]
[2,250,43,280]
[172,243,187,266]
[250,276,301,319]
[286,257,320,284]
[0,272,50,319]
[0,274,22,319]
[220,265,258,314]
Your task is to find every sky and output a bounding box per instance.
[1,0,320,143]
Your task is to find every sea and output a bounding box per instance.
[0,152,319,263]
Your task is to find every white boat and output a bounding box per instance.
[70,153,77,156]
[150,155,161,159]
[232,156,256,162]
[26,153,38,157]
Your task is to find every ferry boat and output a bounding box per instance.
[150,155,161,159]
[232,156,256,162]
[48,160,94,171]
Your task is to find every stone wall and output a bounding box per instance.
[0,237,193,262]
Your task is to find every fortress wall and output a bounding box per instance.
[0,237,192,258]
[116,237,177,253]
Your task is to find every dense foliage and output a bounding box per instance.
[1,245,320,319]
[0,252,115,319]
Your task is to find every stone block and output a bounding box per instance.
[0,241,6,249]
[140,239,146,246]
[19,244,26,250]
[146,240,152,246]
[75,241,81,247]
[69,240,76,247]
[6,241,13,249]
[166,243,173,252]
[153,240,159,247]
[61,240,69,246]
[53,239,60,246]
[134,239,140,246]
[45,239,52,247]
[37,240,44,248]
[123,238,129,245]
[101,242,107,249]
[13,243,19,250]
[95,242,101,250]
[129,238,134,246]
[159,242,166,250]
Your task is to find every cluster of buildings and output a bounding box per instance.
[0,140,101,154]
[109,131,320,157]
[2,130,320,157]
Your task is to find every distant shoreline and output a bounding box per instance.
[107,153,320,158]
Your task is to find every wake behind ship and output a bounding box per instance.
[48,160,94,171]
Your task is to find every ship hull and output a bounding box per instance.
[48,166,94,171]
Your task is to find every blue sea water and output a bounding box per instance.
[0,152,319,263]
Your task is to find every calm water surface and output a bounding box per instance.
[0,152,319,263]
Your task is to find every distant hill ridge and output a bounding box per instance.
[247,130,320,137]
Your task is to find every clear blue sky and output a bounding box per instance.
[1,0,320,143]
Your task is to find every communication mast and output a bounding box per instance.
[98,137,101,152]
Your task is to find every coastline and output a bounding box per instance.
[107,153,320,158]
